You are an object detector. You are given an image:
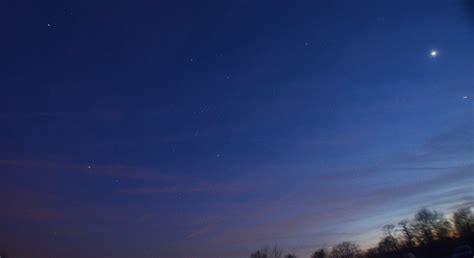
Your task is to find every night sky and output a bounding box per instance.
[1,0,473,257]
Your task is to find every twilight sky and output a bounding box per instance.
[1,0,473,257]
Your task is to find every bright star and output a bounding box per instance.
[463,96,468,99]
[430,50,438,57]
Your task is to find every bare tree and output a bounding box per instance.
[330,241,362,258]
[269,245,284,258]
[412,208,453,245]
[284,254,297,258]
[398,219,416,249]
[412,208,437,244]
[364,247,379,258]
[251,246,283,258]
[452,207,474,238]
[433,216,452,240]
[378,224,399,253]
[382,224,397,238]
[378,237,398,253]
[250,248,268,258]
[311,248,327,258]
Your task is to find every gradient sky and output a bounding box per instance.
[1,0,473,257]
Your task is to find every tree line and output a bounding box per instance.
[250,206,474,258]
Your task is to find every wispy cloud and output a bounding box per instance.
[389,123,473,165]
[0,189,60,222]
[173,124,474,256]
[1,123,472,258]
[120,182,244,195]
[0,159,175,181]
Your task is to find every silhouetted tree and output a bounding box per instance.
[250,206,474,258]
[378,237,398,253]
[453,207,474,238]
[383,224,397,238]
[364,247,379,258]
[330,241,362,258]
[250,246,283,258]
[398,219,416,249]
[412,208,439,244]
[433,215,452,240]
[250,249,268,258]
[378,224,399,253]
[311,248,327,258]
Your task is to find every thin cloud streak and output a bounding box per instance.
[0,159,176,181]
[120,183,244,195]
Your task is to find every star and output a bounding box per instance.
[430,50,438,57]
[47,23,52,27]
[87,165,92,169]
[463,96,468,100]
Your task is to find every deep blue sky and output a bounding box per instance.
[1,0,473,257]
